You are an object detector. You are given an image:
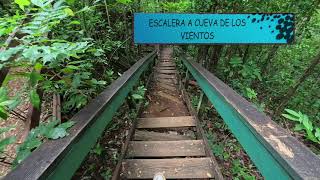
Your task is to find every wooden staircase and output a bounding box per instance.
[118,47,218,179]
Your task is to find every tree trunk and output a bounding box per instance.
[22,88,43,140]
[275,51,320,115]
[261,45,279,77]
[225,46,235,65]
[0,68,9,85]
[251,45,279,88]
[207,45,223,71]
[241,45,250,64]
[196,45,209,65]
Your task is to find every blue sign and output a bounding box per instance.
[134,13,294,44]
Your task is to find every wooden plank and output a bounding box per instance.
[157,66,176,70]
[158,63,175,67]
[157,82,176,91]
[160,59,172,61]
[156,69,177,74]
[155,73,176,79]
[137,116,196,128]
[156,78,177,85]
[156,91,182,104]
[158,62,175,65]
[122,158,215,179]
[127,140,205,157]
[134,130,194,141]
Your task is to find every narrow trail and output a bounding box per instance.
[119,47,217,179]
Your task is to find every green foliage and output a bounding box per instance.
[161,0,192,12]
[205,121,258,178]
[92,143,103,155]
[29,89,40,109]
[101,168,112,180]
[190,94,199,108]
[116,0,132,5]
[244,88,257,100]
[131,85,147,100]
[0,14,25,37]
[232,159,256,180]
[282,109,320,143]
[14,0,31,11]
[0,127,16,154]
[13,120,75,166]
[0,0,148,174]
[0,87,20,120]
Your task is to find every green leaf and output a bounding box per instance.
[66,0,75,5]
[34,63,43,71]
[29,71,43,87]
[293,124,304,131]
[57,121,75,130]
[281,113,300,122]
[23,137,42,150]
[47,127,67,139]
[64,8,75,16]
[0,100,16,106]
[302,118,313,131]
[131,94,143,100]
[30,89,40,109]
[0,87,8,102]
[92,143,103,155]
[14,0,30,10]
[31,0,45,7]
[315,128,320,140]
[0,107,8,120]
[15,149,31,164]
[7,97,21,110]
[72,75,81,88]
[116,0,132,4]
[306,130,318,143]
[284,109,301,118]
[66,65,79,70]
[0,136,16,152]
[0,46,23,61]
[69,20,81,25]
[0,126,14,135]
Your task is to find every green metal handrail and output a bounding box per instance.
[181,56,320,180]
[4,50,156,180]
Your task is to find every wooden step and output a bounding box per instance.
[137,116,196,128]
[134,130,194,141]
[157,82,176,92]
[158,63,175,67]
[158,62,175,65]
[157,66,176,70]
[156,78,177,85]
[122,158,215,179]
[155,74,176,79]
[127,140,205,157]
[155,91,182,104]
[160,59,172,62]
[156,69,177,74]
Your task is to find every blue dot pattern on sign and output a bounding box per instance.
[247,13,294,43]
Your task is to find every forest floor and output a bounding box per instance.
[72,102,134,180]
[185,75,263,179]
[0,68,29,177]
[0,68,53,177]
